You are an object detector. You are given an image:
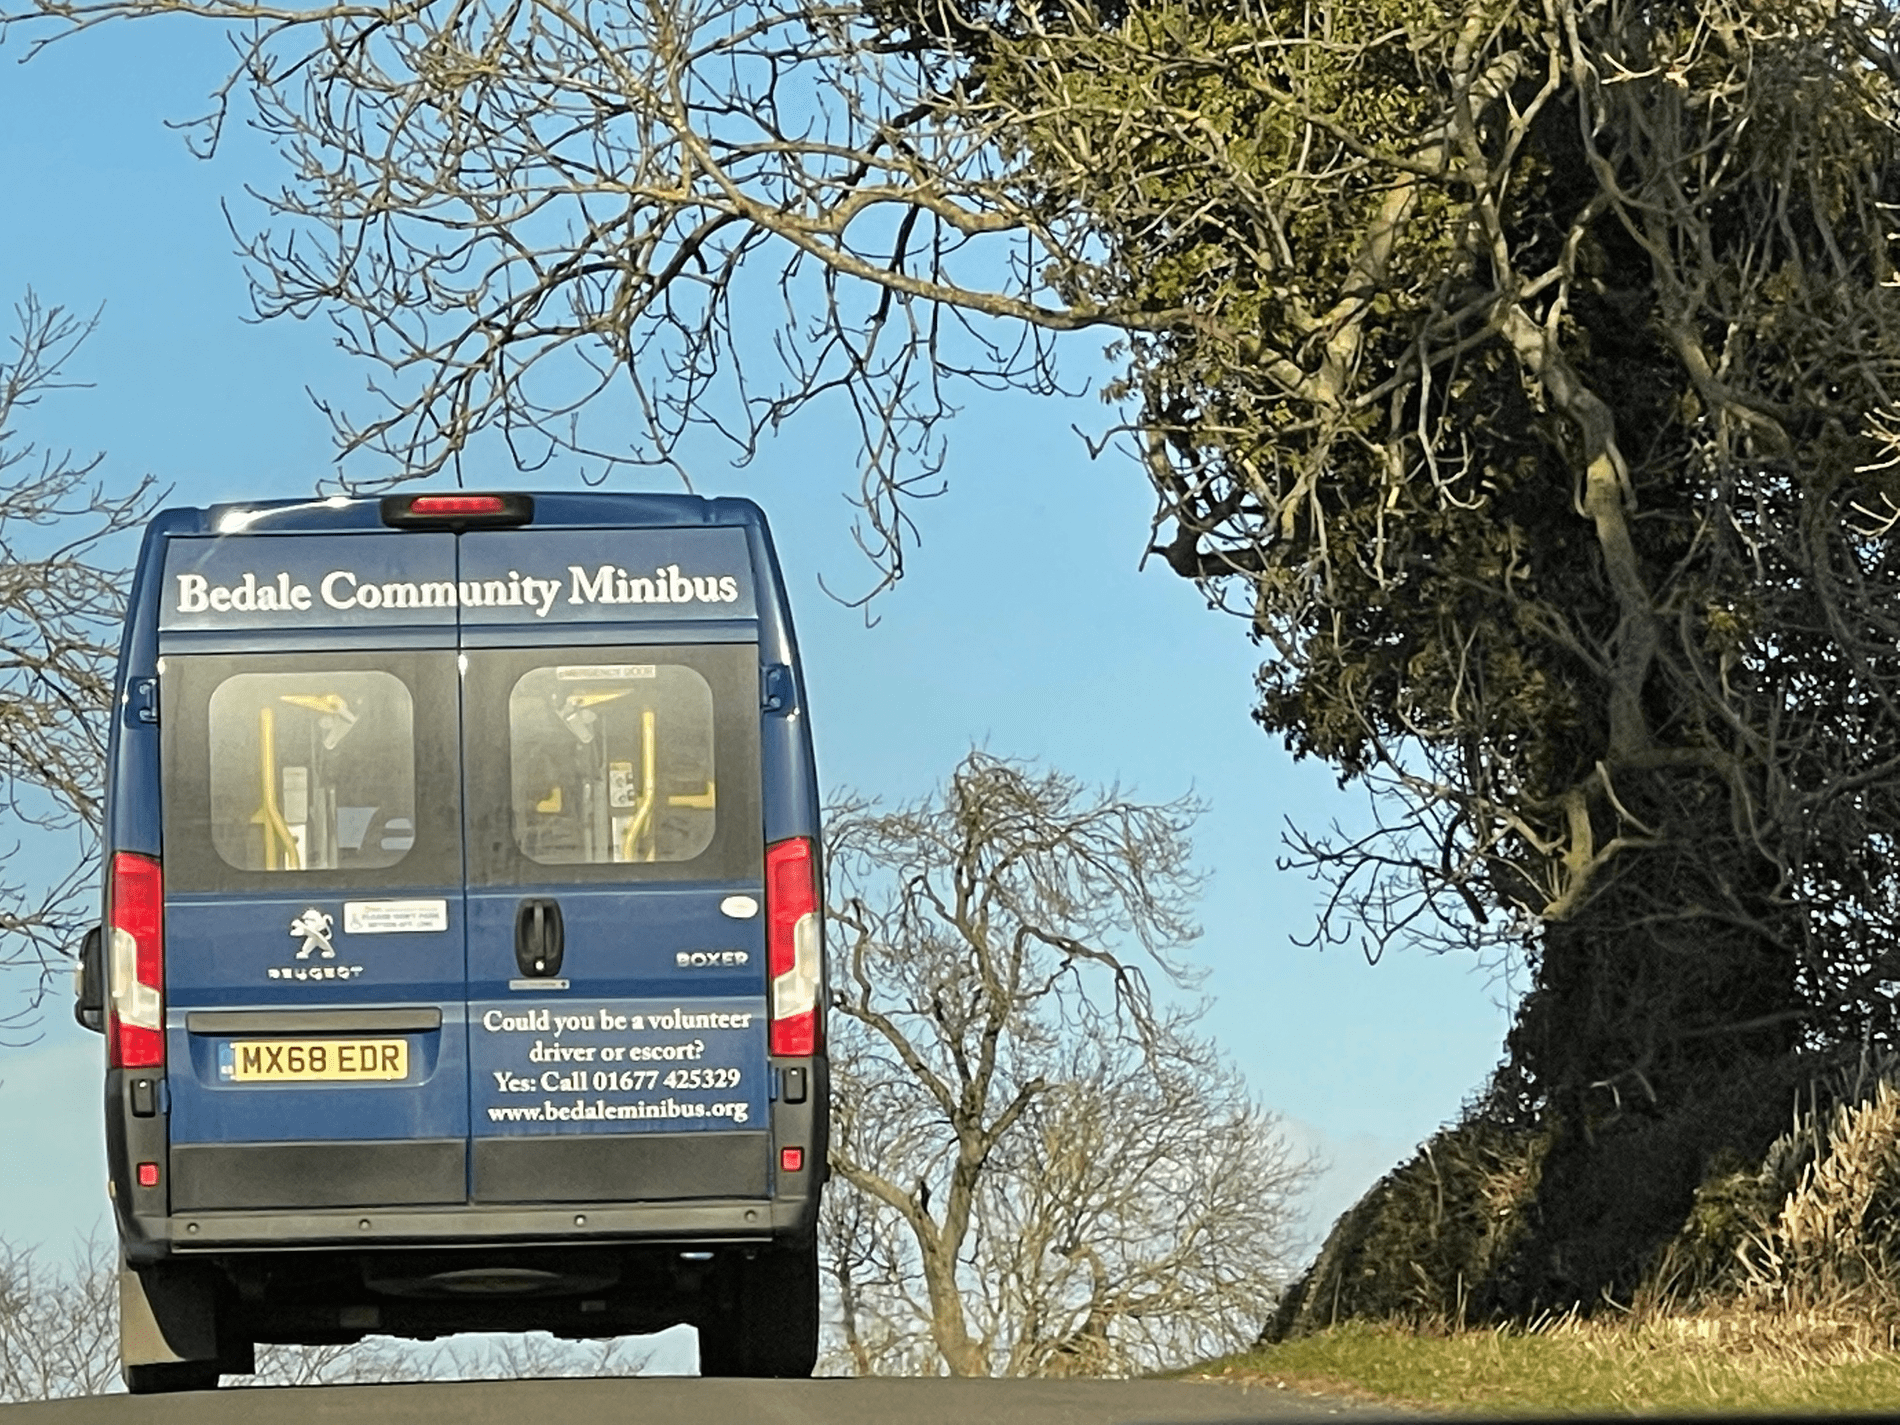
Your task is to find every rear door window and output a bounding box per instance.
[507,663,718,867]
[207,669,419,874]
[162,652,461,893]
[464,645,760,886]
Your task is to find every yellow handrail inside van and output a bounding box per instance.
[250,705,301,871]
[618,709,658,863]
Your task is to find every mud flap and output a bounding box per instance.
[119,1261,218,1367]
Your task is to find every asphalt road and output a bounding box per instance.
[4,1377,1401,1425]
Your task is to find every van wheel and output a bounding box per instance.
[697,1242,819,1378]
[123,1360,222,1394]
[119,1260,229,1393]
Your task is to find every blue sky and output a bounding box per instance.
[0,16,1516,1262]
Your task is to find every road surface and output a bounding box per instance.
[5,1377,1401,1425]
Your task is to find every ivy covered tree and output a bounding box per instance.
[964,0,1900,1307]
[930,0,1900,1300]
[13,0,1900,1307]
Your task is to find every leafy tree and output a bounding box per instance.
[970,0,1900,1079]
[15,0,1900,1307]
[822,753,1310,1375]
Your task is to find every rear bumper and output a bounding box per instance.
[124,1195,815,1261]
[109,1058,828,1265]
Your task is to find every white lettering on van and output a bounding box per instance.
[568,564,616,605]
[566,563,742,608]
[321,569,358,609]
[177,571,314,615]
[181,563,740,618]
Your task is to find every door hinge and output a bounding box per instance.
[129,677,159,726]
[762,664,794,714]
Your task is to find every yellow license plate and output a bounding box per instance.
[228,1038,408,1082]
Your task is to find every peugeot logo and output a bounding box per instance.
[290,908,337,960]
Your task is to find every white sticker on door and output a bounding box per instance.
[344,899,450,934]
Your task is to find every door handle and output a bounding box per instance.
[514,898,566,979]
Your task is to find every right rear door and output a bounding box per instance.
[456,529,773,1205]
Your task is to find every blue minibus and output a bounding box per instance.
[71,491,826,1390]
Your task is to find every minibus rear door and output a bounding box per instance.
[155,533,473,1215]
[456,528,773,1205]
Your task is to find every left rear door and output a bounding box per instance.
[157,534,470,1214]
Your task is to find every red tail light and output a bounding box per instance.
[106,852,164,1070]
[765,838,821,1057]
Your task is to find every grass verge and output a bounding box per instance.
[1176,1314,1900,1415]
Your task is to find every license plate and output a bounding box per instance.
[225,1038,408,1082]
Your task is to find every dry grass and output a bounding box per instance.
[1732,1080,1900,1316]
[1183,1309,1900,1415]
[1201,1073,1900,1413]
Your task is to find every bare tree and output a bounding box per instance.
[0,1233,661,1397]
[432,1333,659,1380]
[246,1338,435,1388]
[17,0,1900,1017]
[0,1237,121,1400]
[19,0,1900,1054]
[822,753,1311,1377]
[0,293,158,1041]
[976,1037,1309,1376]
[0,0,1169,597]
[247,1328,658,1386]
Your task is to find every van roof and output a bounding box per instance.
[158,491,767,538]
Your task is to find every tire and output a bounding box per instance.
[697,1242,819,1378]
[123,1360,222,1394]
[119,1261,229,1393]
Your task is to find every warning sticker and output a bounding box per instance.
[343,899,450,934]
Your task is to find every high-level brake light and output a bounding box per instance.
[107,852,164,1070]
[765,838,821,1057]
[380,493,533,529]
[411,495,506,515]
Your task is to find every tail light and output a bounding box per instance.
[765,838,821,1057]
[106,852,164,1069]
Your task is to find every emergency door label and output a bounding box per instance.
[472,997,767,1132]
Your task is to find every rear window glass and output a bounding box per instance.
[508,664,716,866]
[462,643,759,888]
[207,670,418,874]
